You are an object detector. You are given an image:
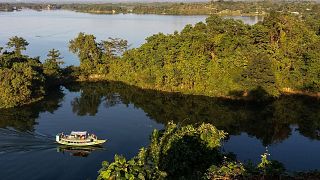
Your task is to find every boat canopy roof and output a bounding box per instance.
[71,131,87,136]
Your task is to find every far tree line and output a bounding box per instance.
[1,1,320,17]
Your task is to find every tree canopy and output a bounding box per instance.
[43,48,64,81]
[6,36,29,56]
[0,38,63,108]
[71,13,320,99]
[69,33,127,75]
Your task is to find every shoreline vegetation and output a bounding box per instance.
[0,1,319,16]
[1,9,320,108]
[66,10,320,101]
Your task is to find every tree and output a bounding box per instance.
[240,53,279,98]
[69,33,128,75]
[100,37,128,58]
[43,49,64,79]
[69,32,102,74]
[0,59,45,109]
[6,36,29,56]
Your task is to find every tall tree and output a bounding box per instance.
[100,38,128,58]
[240,53,279,98]
[43,49,64,79]
[6,36,29,56]
[69,32,102,74]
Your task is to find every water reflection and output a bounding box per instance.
[0,81,320,174]
[2,81,319,147]
[0,87,64,132]
[64,81,320,146]
[57,145,105,157]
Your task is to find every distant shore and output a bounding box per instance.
[0,1,276,16]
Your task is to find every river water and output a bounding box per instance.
[1,10,319,180]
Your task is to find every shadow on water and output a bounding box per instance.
[64,81,320,146]
[1,81,320,156]
[0,87,65,154]
[0,86,65,132]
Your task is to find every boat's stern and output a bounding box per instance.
[56,133,61,143]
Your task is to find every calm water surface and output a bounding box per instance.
[1,10,317,180]
[0,82,320,180]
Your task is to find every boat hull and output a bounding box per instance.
[56,139,106,146]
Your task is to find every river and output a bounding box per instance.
[1,10,318,180]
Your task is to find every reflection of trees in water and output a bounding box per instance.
[67,82,122,116]
[0,87,64,132]
[66,82,320,146]
[4,81,319,146]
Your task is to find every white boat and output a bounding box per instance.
[56,131,106,146]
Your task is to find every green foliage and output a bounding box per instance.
[43,48,64,81]
[256,151,286,176]
[205,162,245,179]
[0,37,47,109]
[100,38,128,58]
[240,53,279,98]
[6,36,29,56]
[97,121,288,179]
[69,33,127,75]
[98,155,147,180]
[69,32,103,74]
[96,13,320,99]
[257,152,272,174]
[98,122,227,179]
[0,57,45,108]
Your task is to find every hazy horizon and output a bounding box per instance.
[1,0,319,4]
[0,0,210,3]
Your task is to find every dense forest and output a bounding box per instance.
[1,1,320,16]
[0,37,64,108]
[68,12,320,99]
